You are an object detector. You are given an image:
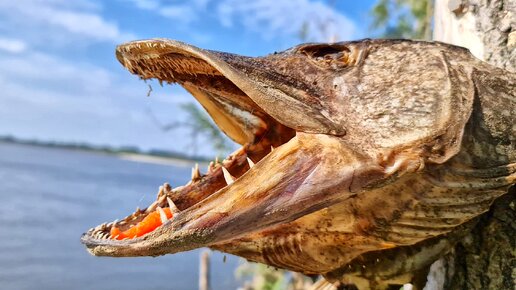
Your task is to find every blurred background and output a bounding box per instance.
[0,0,432,289]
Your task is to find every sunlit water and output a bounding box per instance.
[0,142,241,290]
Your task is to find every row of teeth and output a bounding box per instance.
[88,191,181,241]
[89,146,270,240]
[190,146,265,185]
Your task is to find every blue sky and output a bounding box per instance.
[0,0,377,156]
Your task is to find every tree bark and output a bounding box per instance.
[433,0,515,71]
[199,250,211,290]
[431,1,515,289]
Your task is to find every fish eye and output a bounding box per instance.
[298,44,352,69]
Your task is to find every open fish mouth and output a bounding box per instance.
[80,39,330,256]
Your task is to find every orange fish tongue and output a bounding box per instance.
[110,208,172,240]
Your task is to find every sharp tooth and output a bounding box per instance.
[208,161,214,173]
[157,206,168,224]
[246,157,255,168]
[135,207,140,213]
[147,201,158,212]
[221,167,235,185]
[270,145,275,152]
[158,194,166,204]
[167,197,180,214]
[156,185,164,199]
[215,156,219,164]
[191,163,201,180]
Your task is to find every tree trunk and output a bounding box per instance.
[434,0,515,71]
[430,1,515,289]
[199,250,211,290]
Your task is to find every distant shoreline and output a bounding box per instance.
[0,136,210,165]
[117,152,206,167]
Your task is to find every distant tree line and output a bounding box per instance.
[0,135,209,161]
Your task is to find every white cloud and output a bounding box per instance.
[44,9,134,42]
[0,0,135,43]
[127,0,356,42]
[125,0,198,25]
[0,0,142,148]
[129,0,160,10]
[0,0,137,125]
[0,37,27,54]
[34,0,102,11]
[216,0,356,42]
[0,51,116,111]
[0,52,114,95]
[158,5,197,24]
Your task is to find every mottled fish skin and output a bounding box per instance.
[83,39,515,289]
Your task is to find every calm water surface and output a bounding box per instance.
[0,142,241,290]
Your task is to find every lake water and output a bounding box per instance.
[0,142,241,290]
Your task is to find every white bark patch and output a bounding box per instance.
[423,258,447,290]
[433,0,485,60]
